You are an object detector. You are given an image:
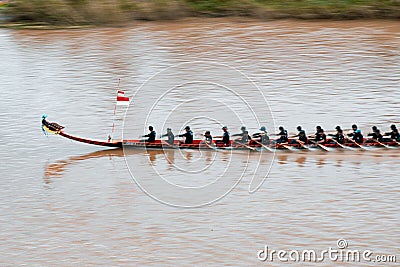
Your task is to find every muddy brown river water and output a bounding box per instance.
[0,19,399,266]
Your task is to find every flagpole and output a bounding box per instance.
[109,79,121,141]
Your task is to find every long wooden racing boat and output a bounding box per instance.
[42,118,399,151]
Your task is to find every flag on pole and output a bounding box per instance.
[116,90,130,106]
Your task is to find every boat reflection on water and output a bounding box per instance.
[43,148,218,181]
[44,147,400,183]
[44,148,163,180]
[44,148,124,181]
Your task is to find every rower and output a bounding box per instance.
[237,130,252,143]
[214,126,230,146]
[232,126,246,136]
[347,124,363,144]
[276,126,288,143]
[231,126,247,141]
[374,129,383,142]
[252,126,270,145]
[367,126,378,137]
[313,126,327,144]
[161,128,175,145]
[142,126,156,142]
[176,126,193,144]
[367,126,383,142]
[222,126,230,145]
[204,131,212,143]
[296,126,308,143]
[214,126,231,146]
[384,124,400,141]
[328,126,345,144]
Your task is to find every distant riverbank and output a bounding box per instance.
[1,0,400,28]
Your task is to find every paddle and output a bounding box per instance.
[382,133,400,146]
[275,142,295,151]
[332,139,357,150]
[367,138,392,149]
[252,140,274,152]
[202,140,217,150]
[346,138,369,150]
[296,140,310,150]
[161,140,176,148]
[392,139,400,146]
[308,140,330,152]
[330,138,349,149]
[233,141,257,151]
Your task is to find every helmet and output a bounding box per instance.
[316,125,322,130]
[241,126,246,131]
[260,126,266,131]
[335,126,341,130]
[222,126,227,130]
[391,124,396,129]
[42,114,48,119]
[279,126,284,130]
[185,126,190,130]
[149,126,154,131]
[372,126,377,131]
[204,131,210,135]
[167,128,171,131]
[352,124,357,129]
[297,126,302,131]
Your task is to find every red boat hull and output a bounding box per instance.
[42,119,399,150]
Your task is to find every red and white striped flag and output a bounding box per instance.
[116,90,130,106]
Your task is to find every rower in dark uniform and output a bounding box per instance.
[276,126,288,143]
[222,126,230,145]
[161,128,175,145]
[237,130,251,143]
[296,126,308,143]
[374,129,383,143]
[313,126,327,144]
[177,126,193,144]
[384,124,400,141]
[214,126,230,146]
[142,126,156,142]
[203,131,212,143]
[347,124,363,144]
[232,126,247,139]
[215,126,230,146]
[367,126,378,138]
[252,126,270,145]
[367,126,383,142]
[328,126,345,144]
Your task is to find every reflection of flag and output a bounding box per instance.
[116,90,130,106]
